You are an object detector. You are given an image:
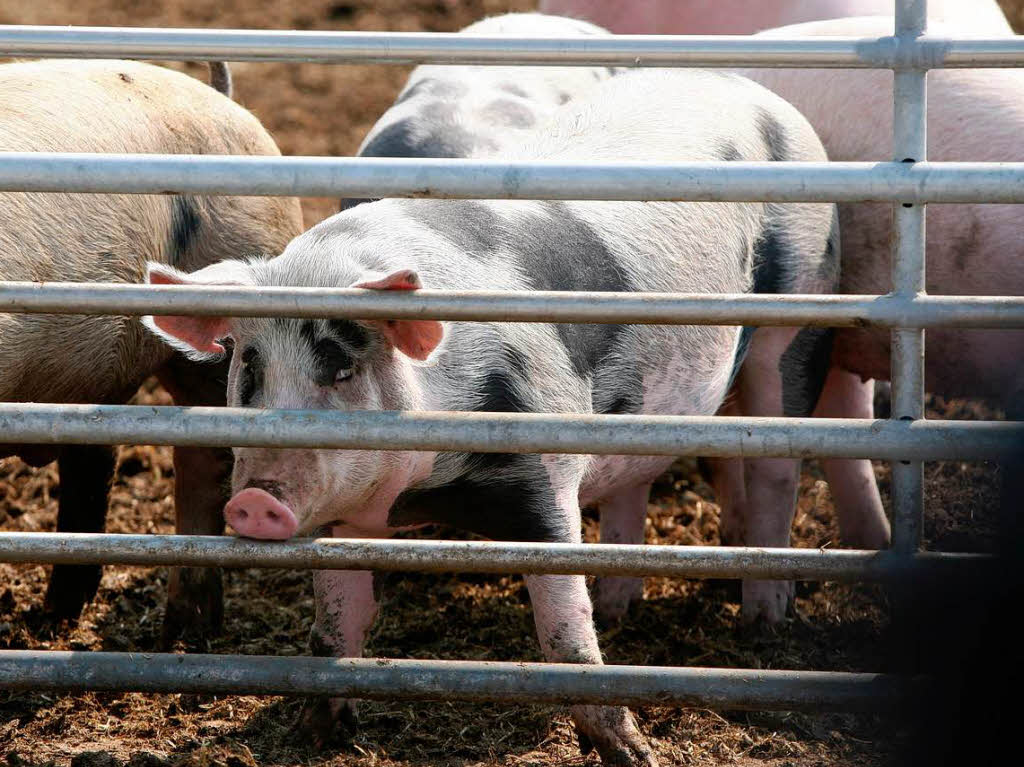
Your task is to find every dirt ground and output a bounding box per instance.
[1,1,1022,766]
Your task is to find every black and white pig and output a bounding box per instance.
[341,12,615,210]
[144,69,837,766]
[0,59,303,634]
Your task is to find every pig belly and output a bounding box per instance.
[579,454,675,509]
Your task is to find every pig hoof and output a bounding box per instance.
[43,564,102,620]
[573,706,658,767]
[299,697,358,748]
[160,566,224,648]
[593,576,644,627]
[741,580,794,625]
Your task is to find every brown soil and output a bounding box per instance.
[2,1,1022,765]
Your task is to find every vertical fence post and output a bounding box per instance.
[890,0,928,554]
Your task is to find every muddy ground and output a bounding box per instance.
[2,0,1022,765]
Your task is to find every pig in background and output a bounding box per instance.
[145,62,837,765]
[340,12,616,210]
[538,0,1013,34]
[343,11,844,625]
[0,59,303,639]
[538,0,1022,621]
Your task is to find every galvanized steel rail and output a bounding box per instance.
[1,404,1021,460]
[0,24,1022,68]
[0,0,1018,720]
[2,283,1023,327]
[3,154,1024,201]
[0,533,991,581]
[0,652,921,712]
[890,0,929,554]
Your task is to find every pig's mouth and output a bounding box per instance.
[224,486,299,540]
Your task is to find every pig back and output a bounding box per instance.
[0,59,302,404]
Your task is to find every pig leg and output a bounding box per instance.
[527,483,656,767]
[732,326,833,623]
[156,356,232,643]
[593,483,650,625]
[527,572,657,766]
[44,444,116,618]
[813,367,890,549]
[300,568,380,747]
[707,456,746,545]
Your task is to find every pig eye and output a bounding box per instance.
[335,367,354,384]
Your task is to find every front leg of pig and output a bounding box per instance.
[300,568,380,746]
[528,492,657,767]
[528,571,656,766]
[157,356,232,644]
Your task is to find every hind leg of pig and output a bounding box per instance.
[732,326,830,623]
[44,444,116,619]
[813,367,890,550]
[300,568,380,747]
[593,483,651,625]
[157,357,232,643]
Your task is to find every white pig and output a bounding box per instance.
[145,68,837,765]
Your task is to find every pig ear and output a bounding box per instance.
[142,261,251,361]
[352,269,445,362]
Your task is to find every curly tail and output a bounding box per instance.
[206,62,233,99]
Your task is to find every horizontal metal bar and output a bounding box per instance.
[3,155,1024,202]
[2,282,1022,328]
[0,651,920,711]
[0,25,1022,68]
[0,533,989,582]
[0,404,1020,460]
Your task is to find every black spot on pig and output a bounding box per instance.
[751,228,788,296]
[389,454,568,542]
[757,108,789,162]
[327,319,370,351]
[596,364,643,415]
[360,116,487,160]
[168,197,201,266]
[516,203,630,378]
[717,141,743,162]
[779,327,834,417]
[238,345,263,406]
[480,98,536,129]
[299,320,368,386]
[405,200,505,258]
[470,344,530,414]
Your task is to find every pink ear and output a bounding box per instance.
[352,269,443,361]
[353,269,422,291]
[143,263,240,357]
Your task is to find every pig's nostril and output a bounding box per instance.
[236,509,249,520]
[267,510,279,521]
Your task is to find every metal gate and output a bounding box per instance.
[1,0,1023,717]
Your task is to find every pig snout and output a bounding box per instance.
[224,487,298,540]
